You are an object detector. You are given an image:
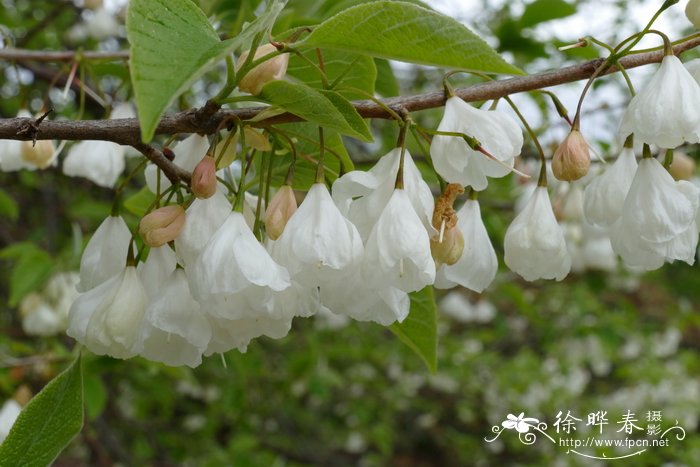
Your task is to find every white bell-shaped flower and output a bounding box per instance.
[430,97,523,190]
[579,223,617,272]
[616,158,697,243]
[67,266,148,359]
[139,269,212,368]
[272,183,363,295]
[189,211,291,319]
[504,186,571,281]
[583,147,638,226]
[619,55,700,148]
[363,189,436,292]
[175,190,231,267]
[0,139,35,172]
[324,278,410,326]
[434,199,498,293]
[77,215,131,292]
[138,246,177,300]
[20,293,64,336]
[332,148,435,240]
[145,134,209,194]
[63,140,126,188]
[204,313,293,355]
[611,160,700,270]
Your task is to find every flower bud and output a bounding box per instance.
[139,205,186,247]
[665,151,696,181]
[237,43,290,95]
[552,129,591,181]
[191,156,217,199]
[21,140,56,169]
[264,185,297,240]
[431,226,464,266]
[687,0,700,28]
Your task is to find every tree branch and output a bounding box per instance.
[1,36,699,184]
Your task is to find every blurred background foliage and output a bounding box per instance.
[1,0,700,465]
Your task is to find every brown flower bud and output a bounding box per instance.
[237,43,290,95]
[21,140,56,169]
[666,151,696,181]
[264,185,297,240]
[191,156,217,199]
[139,205,186,247]
[552,129,591,181]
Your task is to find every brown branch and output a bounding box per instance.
[1,36,699,184]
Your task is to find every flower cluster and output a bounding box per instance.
[5,41,676,367]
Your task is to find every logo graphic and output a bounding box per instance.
[485,410,686,460]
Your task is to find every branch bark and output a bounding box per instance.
[1,37,699,183]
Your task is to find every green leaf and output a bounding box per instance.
[390,286,438,373]
[519,0,577,28]
[319,90,372,142]
[127,0,286,142]
[303,1,522,74]
[123,186,156,218]
[0,357,84,466]
[0,188,19,221]
[374,58,399,97]
[9,248,54,307]
[259,81,372,141]
[286,48,376,99]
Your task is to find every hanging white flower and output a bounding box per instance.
[583,147,638,226]
[430,97,523,190]
[138,246,178,300]
[67,266,148,359]
[504,186,571,281]
[272,183,363,295]
[62,140,126,188]
[175,190,231,267]
[189,211,291,319]
[332,148,435,240]
[77,215,132,292]
[363,189,436,293]
[434,199,498,293]
[139,269,212,368]
[324,279,410,326]
[610,158,700,269]
[0,139,35,172]
[616,158,697,243]
[619,55,700,148]
[204,313,293,355]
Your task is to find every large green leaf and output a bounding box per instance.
[286,48,377,99]
[259,81,372,141]
[127,0,286,142]
[303,1,522,74]
[0,357,84,466]
[390,286,438,373]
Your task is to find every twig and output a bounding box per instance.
[0,36,698,183]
